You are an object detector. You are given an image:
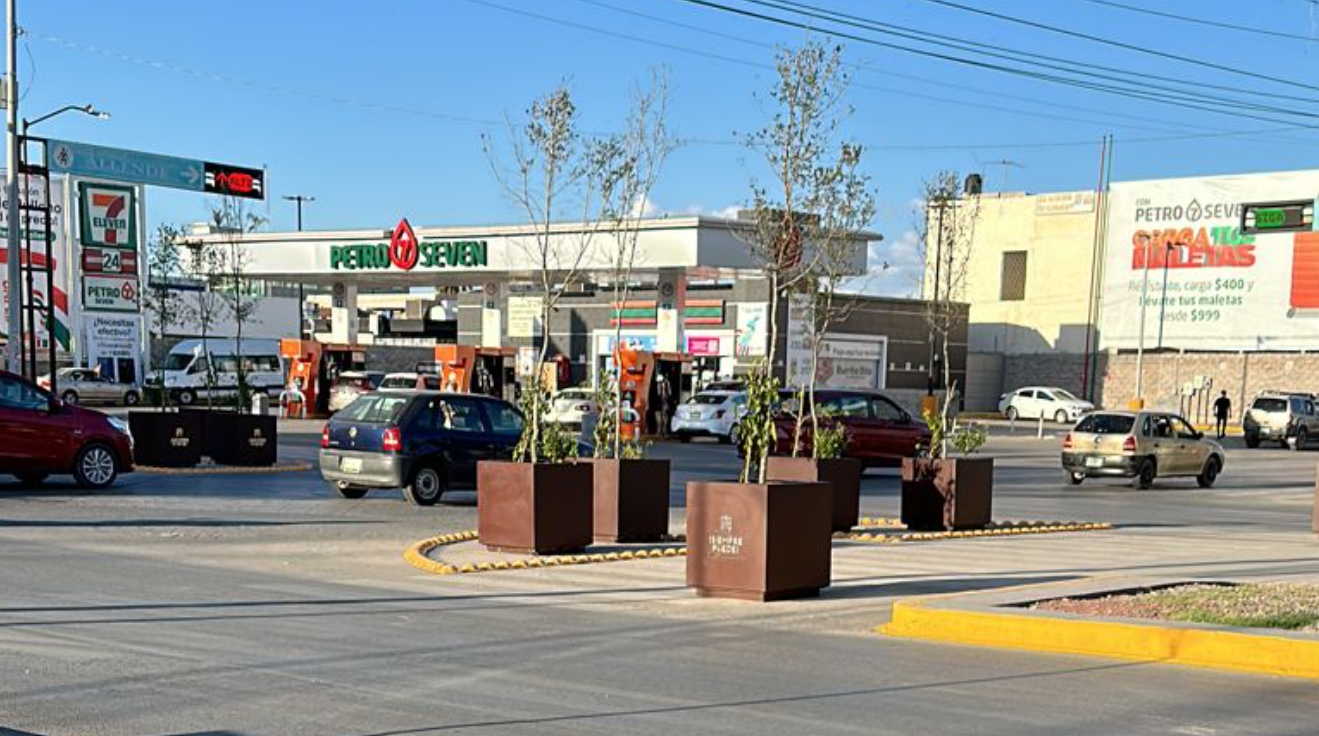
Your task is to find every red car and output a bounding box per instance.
[0,370,135,488]
[773,389,931,467]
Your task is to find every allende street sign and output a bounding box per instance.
[46,139,266,199]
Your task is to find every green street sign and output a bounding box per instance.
[1241,199,1315,234]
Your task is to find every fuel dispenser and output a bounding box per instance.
[433,345,517,399]
[279,339,366,417]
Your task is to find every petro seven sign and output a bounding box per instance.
[330,218,489,271]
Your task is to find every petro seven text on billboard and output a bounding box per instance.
[329,218,488,271]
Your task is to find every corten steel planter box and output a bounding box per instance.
[128,411,203,468]
[901,457,994,532]
[686,480,832,602]
[1313,468,1319,534]
[764,456,862,532]
[202,412,278,466]
[587,458,671,543]
[478,461,593,555]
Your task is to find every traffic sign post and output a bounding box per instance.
[1241,199,1316,235]
[46,138,264,200]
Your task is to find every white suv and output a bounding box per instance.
[1000,386,1095,423]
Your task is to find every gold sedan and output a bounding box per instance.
[1061,411,1225,489]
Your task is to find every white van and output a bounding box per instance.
[152,338,286,405]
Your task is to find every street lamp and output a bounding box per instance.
[1156,241,1179,350]
[282,195,315,339]
[1133,233,1153,407]
[22,104,110,134]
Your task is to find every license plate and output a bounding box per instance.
[340,457,362,474]
[1259,428,1272,437]
[1085,456,1104,468]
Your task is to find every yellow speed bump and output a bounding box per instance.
[403,531,688,576]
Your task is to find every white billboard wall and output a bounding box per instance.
[1101,170,1319,350]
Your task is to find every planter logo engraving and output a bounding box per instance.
[170,427,190,448]
[708,514,743,557]
[249,428,267,448]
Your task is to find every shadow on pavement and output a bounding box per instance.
[824,574,1079,601]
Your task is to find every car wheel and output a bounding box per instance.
[330,481,368,499]
[403,465,445,506]
[1134,458,1156,490]
[1197,457,1221,488]
[61,390,79,404]
[1067,471,1085,486]
[1055,410,1069,424]
[1245,433,1260,449]
[1006,406,1019,421]
[72,444,118,489]
[178,389,196,406]
[1293,428,1308,451]
[123,390,141,406]
[14,472,49,486]
[725,424,740,445]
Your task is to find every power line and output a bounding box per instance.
[900,0,1319,93]
[667,0,1319,126]
[1059,0,1319,43]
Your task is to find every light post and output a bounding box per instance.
[282,194,314,339]
[1133,233,1153,406]
[22,104,110,135]
[1156,241,1178,350]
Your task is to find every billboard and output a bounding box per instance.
[1100,170,1319,350]
[0,174,71,349]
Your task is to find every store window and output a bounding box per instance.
[1000,251,1028,301]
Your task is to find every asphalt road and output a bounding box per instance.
[1,426,1316,735]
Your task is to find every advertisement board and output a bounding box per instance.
[78,182,136,248]
[734,303,768,357]
[83,274,140,313]
[507,295,543,338]
[1100,170,1319,350]
[0,173,71,348]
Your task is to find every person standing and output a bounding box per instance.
[1213,390,1232,439]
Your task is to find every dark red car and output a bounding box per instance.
[773,389,931,467]
[0,370,135,488]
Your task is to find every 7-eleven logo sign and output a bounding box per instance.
[79,183,136,249]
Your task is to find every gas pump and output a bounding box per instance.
[613,343,689,436]
[279,339,366,417]
[434,345,516,397]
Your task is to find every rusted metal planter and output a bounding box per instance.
[587,457,671,543]
[477,461,593,554]
[900,457,994,532]
[764,456,862,532]
[686,480,832,601]
[1312,467,1319,534]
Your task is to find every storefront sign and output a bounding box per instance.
[507,295,544,338]
[82,247,138,275]
[329,219,489,271]
[79,183,136,248]
[1034,191,1096,216]
[735,303,768,357]
[83,274,140,313]
[1100,170,1319,349]
[687,335,722,355]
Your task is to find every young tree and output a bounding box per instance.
[143,224,186,409]
[917,170,979,457]
[591,69,672,459]
[738,41,861,482]
[179,232,226,408]
[211,195,266,410]
[788,142,876,458]
[484,85,607,462]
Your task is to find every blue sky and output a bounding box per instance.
[20,0,1319,295]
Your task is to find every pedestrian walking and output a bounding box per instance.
[1213,390,1232,439]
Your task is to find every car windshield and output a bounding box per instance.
[1053,389,1081,402]
[334,376,375,390]
[1252,398,1288,413]
[379,376,417,389]
[336,394,411,424]
[1074,414,1135,434]
[689,394,730,405]
[556,391,592,402]
[164,353,194,370]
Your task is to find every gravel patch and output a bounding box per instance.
[1032,583,1319,633]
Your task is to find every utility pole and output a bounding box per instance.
[282,194,314,339]
[927,199,948,396]
[4,0,20,373]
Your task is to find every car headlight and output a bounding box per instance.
[107,416,131,436]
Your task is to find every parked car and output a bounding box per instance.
[772,389,931,467]
[38,367,141,406]
[327,371,386,413]
[319,390,525,505]
[700,379,745,393]
[1243,391,1318,450]
[1061,411,1224,489]
[545,388,598,433]
[378,372,441,391]
[1000,386,1095,423]
[148,338,285,406]
[0,370,135,489]
[671,390,747,443]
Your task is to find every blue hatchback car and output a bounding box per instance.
[319,390,525,505]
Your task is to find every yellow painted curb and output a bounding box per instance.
[138,462,313,475]
[881,598,1319,681]
[403,531,687,576]
[845,520,1111,544]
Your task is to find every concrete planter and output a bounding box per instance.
[477,461,593,555]
[127,411,203,467]
[764,456,861,532]
[586,458,671,543]
[901,457,994,531]
[686,480,832,601]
